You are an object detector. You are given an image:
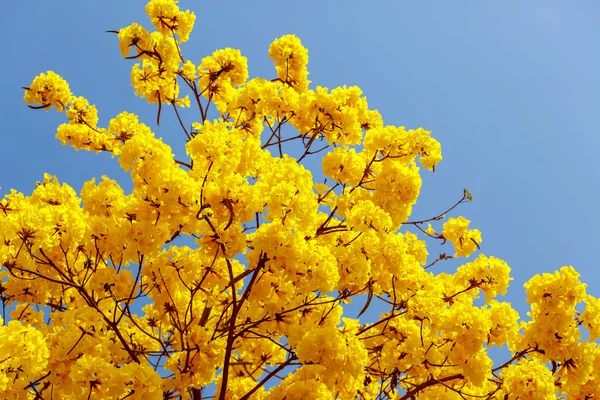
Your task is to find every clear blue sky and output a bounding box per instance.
[1,1,599,338]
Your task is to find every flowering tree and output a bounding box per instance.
[2,0,599,398]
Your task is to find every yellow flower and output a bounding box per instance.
[198,48,249,89]
[145,0,196,43]
[117,23,151,58]
[24,71,72,111]
[442,216,482,257]
[582,294,600,341]
[180,59,197,80]
[500,358,555,399]
[424,223,438,236]
[269,34,310,92]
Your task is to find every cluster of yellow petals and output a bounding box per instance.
[10,0,600,399]
[23,71,72,112]
[117,0,195,109]
[268,34,310,93]
[146,0,195,43]
[198,48,249,106]
[442,216,483,257]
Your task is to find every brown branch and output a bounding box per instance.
[239,355,298,400]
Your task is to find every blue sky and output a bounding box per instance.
[1,0,599,355]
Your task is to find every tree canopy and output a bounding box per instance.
[1,0,599,399]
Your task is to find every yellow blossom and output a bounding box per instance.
[442,216,482,257]
[24,71,72,111]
